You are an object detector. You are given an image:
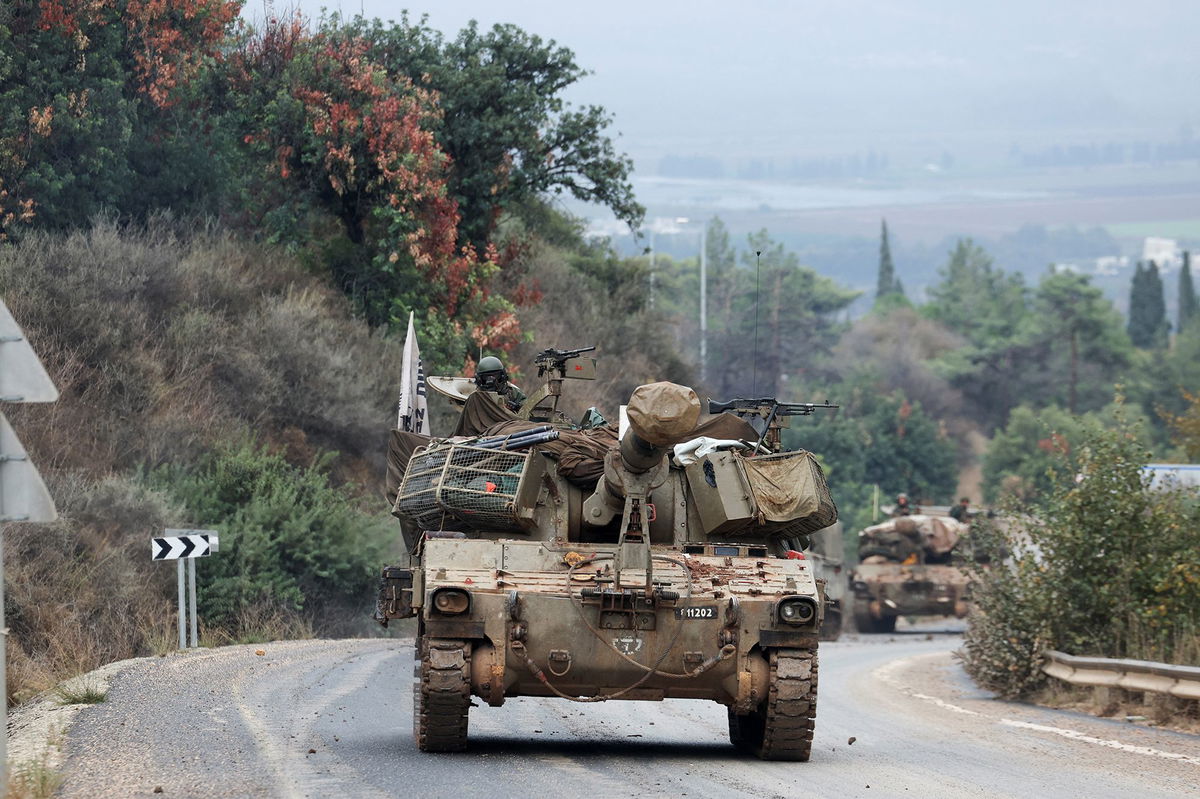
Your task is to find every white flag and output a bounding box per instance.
[397,311,429,433]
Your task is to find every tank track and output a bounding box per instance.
[414,638,472,752]
[728,646,818,761]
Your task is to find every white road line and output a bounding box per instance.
[999,719,1200,766]
[909,691,981,716]
[874,655,981,715]
[872,652,1200,767]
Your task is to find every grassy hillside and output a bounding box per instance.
[0,220,405,702]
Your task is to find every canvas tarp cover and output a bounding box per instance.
[686,413,759,443]
[739,449,838,536]
[626,382,701,444]
[475,418,619,487]
[387,429,434,516]
[859,514,965,558]
[451,391,516,436]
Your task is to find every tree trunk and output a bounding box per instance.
[1068,326,1079,414]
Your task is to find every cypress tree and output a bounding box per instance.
[876,219,899,302]
[1146,261,1169,347]
[1180,251,1197,332]
[1128,261,1169,348]
[1127,262,1147,346]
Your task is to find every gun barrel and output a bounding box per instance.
[708,397,839,415]
[535,344,596,361]
[621,382,701,472]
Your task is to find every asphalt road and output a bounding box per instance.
[53,628,1200,798]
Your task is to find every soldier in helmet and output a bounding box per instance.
[474,355,526,412]
[949,496,970,522]
[892,492,913,517]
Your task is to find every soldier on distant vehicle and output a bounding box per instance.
[892,492,913,516]
[474,355,526,412]
[949,496,970,522]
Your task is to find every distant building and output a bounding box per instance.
[1142,237,1181,271]
[1143,463,1200,490]
[1093,255,1129,276]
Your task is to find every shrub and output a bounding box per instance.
[150,442,393,636]
[961,402,1200,698]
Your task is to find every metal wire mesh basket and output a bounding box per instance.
[395,444,531,532]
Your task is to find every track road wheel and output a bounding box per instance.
[819,606,843,642]
[414,638,472,752]
[874,614,897,633]
[853,601,897,634]
[729,647,818,761]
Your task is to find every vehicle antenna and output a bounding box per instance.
[752,249,762,395]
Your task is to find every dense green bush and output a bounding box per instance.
[151,442,394,636]
[788,384,958,537]
[982,402,1154,503]
[961,405,1200,698]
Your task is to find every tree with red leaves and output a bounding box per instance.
[0,0,243,231]
[231,16,518,358]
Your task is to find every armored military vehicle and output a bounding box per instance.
[378,349,837,760]
[848,513,971,633]
[805,523,845,641]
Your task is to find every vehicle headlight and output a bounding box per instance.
[777,597,818,626]
[432,588,471,615]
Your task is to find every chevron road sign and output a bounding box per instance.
[152,529,221,651]
[151,530,219,561]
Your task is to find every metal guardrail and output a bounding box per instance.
[1043,650,1200,701]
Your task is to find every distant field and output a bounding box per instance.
[720,190,1200,245]
[1105,220,1200,240]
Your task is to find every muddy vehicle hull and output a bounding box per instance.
[404,537,821,759]
[848,562,970,633]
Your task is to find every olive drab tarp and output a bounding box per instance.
[451,390,517,437]
[685,413,759,444]
[626,382,701,444]
[738,449,839,536]
[387,429,434,515]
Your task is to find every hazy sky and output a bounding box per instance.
[277,1,1199,170]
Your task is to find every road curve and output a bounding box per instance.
[53,631,1200,798]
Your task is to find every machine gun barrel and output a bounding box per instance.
[708,397,839,416]
[534,344,596,362]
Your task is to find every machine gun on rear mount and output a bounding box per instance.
[521,345,597,420]
[708,397,839,452]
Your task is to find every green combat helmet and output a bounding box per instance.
[475,355,525,410]
[475,356,507,391]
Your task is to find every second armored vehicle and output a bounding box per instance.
[848,513,972,633]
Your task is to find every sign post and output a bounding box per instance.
[0,299,60,796]
[152,530,219,649]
